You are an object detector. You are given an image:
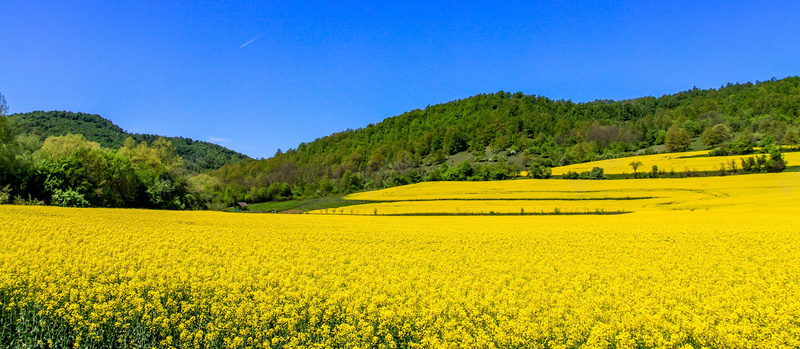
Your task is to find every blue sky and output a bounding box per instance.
[2,1,799,159]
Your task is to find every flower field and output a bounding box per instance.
[331,172,800,216]
[3,172,800,348]
[550,151,800,176]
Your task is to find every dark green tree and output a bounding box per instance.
[0,93,20,194]
[783,129,799,148]
[702,124,732,147]
[629,161,643,175]
[665,125,692,152]
[732,133,755,154]
[0,93,8,117]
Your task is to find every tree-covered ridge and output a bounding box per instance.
[211,76,800,204]
[2,77,799,208]
[9,111,250,171]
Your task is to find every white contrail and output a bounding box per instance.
[240,34,263,48]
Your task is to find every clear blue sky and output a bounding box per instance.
[3,1,799,159]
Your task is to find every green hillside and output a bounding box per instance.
[2,77,799,209]
[9,111,250,171]
[211,77,800,205]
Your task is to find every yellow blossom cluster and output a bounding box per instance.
[3,182,800,348]
[550,151,800,176]
[336,172,800,216]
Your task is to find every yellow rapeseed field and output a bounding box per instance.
[550,151,800,176]
[3,172,800,348]
[336,172,800,215]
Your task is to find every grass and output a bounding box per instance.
[237,143,800,214]
[331,197,658,202]
[231,196,372,213]
[310,209,632,216]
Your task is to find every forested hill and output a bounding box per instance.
[211,76,800,204]
[9,111,250,171]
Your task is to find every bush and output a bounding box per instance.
[765,145,786,172]
[528,165,552,179]
[0,185,10,204]
[732,133,755,154]
[709,145,733,156]
[564,168,605,180]
[740,157,756,172]
[580,167,605,180]
[50,188,90,207]
[442,161,473,181]
[739,146,786,173]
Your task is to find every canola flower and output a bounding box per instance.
[338,172,800,215]
[2,172,800,348]
[550,150,800,176]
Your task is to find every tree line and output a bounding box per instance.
[8,111,250,172]
[0,131,217,209]
[210,77,800,206]
[2,76,799,208]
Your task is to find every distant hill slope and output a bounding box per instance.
[210,76,800,204]
[9,111,250,172]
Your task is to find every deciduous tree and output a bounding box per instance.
[665,125,692,152]
[629,161,643,174]
[783,129,799,148]
[702,124,732,147]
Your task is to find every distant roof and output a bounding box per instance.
[237,202,248,207]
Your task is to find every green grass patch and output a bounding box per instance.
[312,209,632,216]
[233,196,373,213]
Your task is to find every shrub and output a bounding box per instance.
[529,165,552,179]
[579,167,606,180]
[739,146,786,173]
[50,189,90,208]
[0,185,10,204]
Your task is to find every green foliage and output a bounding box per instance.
[0,185,10,204]
[733,133,756,154]
[650,165,659,178]
[665,125,692,152]
[765,145,787,172]
[0,117,17,187]
[702,124,732,147]
[629,161,643,174]
[0,93,8,117]
[341,170,363,193]
[443,161,473,181]
[0,130,208,209]
[0,93,17,188]
[50,188,90,207]
[527,165,552,179]
[36,133,101,160]
[8,111,249,171]
[36,147,141,208]
[390,171,422,186]
[564,167,606,180]
[5,78,800,207]
[739,146,786,173]
[711,132,755,156]
[208,76,800,205]
[783,129,799,148]
[580,167,606,180]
